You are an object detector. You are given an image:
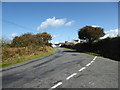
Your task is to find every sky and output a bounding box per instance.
[2,2,118,43]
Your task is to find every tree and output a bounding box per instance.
[78,26,105,43]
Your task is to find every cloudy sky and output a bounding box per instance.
[2,2,118,43]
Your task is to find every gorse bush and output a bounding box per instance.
[2,46,55,67]
[2,32,53,61]
[2,46,48,61]
[11,32,52,47]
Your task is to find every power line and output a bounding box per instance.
[2,19,35,32]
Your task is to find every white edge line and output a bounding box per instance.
[78,67,86,72]
[66,73,77,80]
[51,82,62,89]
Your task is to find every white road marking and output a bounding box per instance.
[86,56,97,67]
[50,82,62,89]
[49,56,97,90]
[93,56,97,61]
[90,60,94,64]
[78,67,86,72]
[66,73,77,80]
[86,63,91,67]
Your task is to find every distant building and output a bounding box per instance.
[52,39,80,47]
[65,39,80,45]
[72,39,80,44]
[59,43,65,45]
[52,43,63,47]
[52,44,57,47]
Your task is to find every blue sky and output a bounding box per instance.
[2,2,118,43]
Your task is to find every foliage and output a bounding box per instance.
[2,32,54,68]
[78,26,105,42]
[61,36,120,61]
[2,46,56,67]
[35,32,52,45]
[11,32,52,47]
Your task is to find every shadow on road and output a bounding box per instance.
[63,50,78,53]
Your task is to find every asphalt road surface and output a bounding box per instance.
[1,48,118,89]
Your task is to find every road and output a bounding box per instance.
[1,48,118,89]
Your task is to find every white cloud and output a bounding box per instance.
[101,29,118,39]
[37,17,66,30]
[91,25,100,27]
[11,33,17,37]
[37,17,74,30]
[65,21,74,26]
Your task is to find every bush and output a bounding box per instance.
[2,46,49,61]
[61,37,120,61]
[11,32,52,47]
[2,32,53,61]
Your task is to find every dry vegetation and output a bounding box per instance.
[1,32,56,68]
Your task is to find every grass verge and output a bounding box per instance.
[84,52,100,56]
[61,47,100,56]
[1,47,56,68]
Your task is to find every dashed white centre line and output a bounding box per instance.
[86,63,91,67]
[91,60,94,63]
[50,82,62,89]
[49,56,97,90]
[78,67,86,72]
[86,56,97,67]
[93,56,97,61]
[66,73,77,80]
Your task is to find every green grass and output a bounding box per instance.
[84,52,100,56]
[61,47,76,51]
[2,47,56,68]
[61,47,100,56]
